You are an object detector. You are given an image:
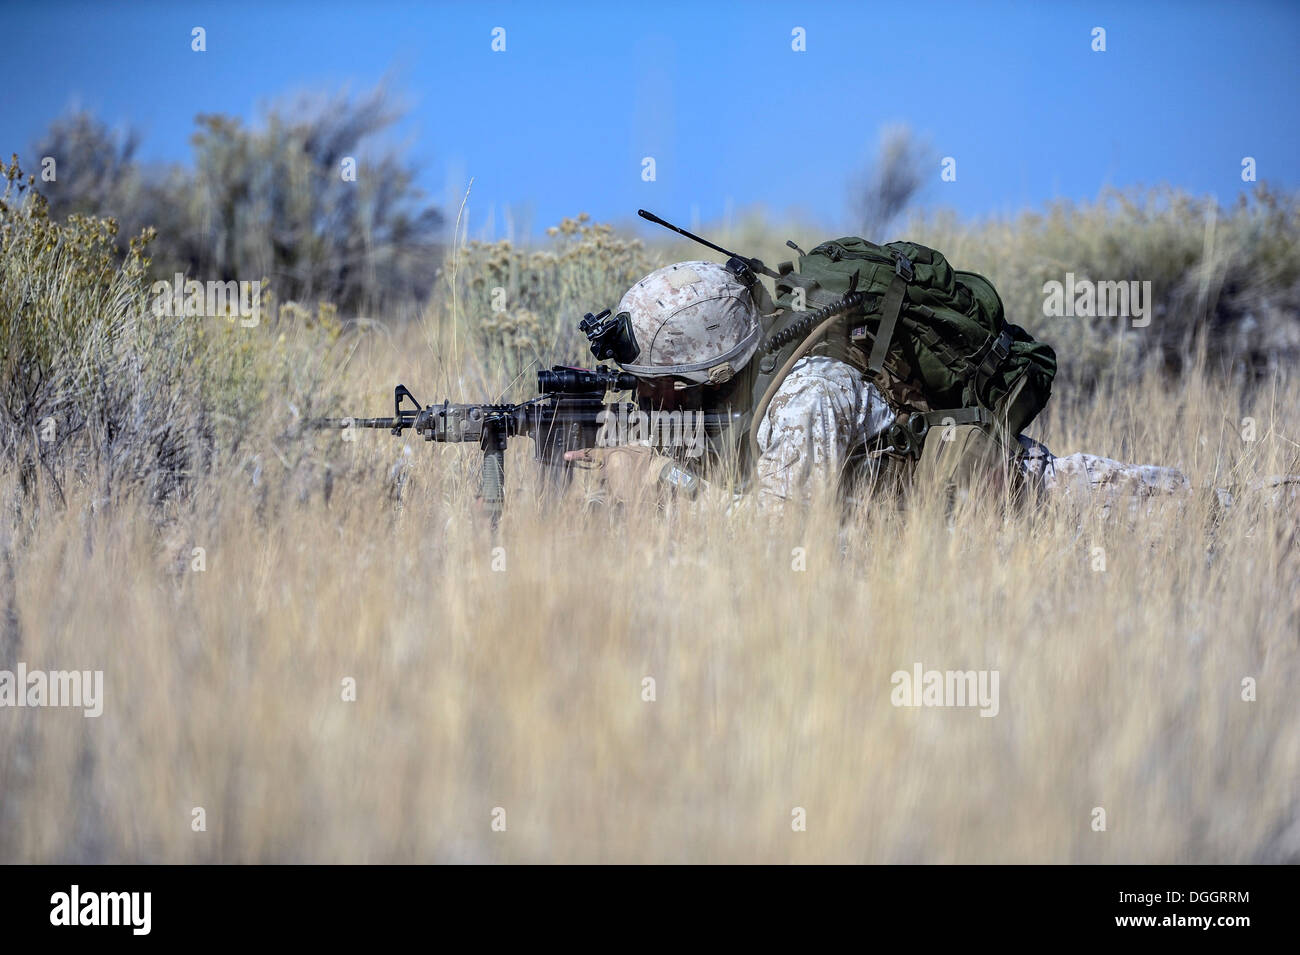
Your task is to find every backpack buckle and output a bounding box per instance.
[972,328,1014,401]
[892,250,914,281]
[978,329,1013,377]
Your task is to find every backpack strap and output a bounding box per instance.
[866,249,914,377]
[888,406,1003,463]
[920,406,992,428]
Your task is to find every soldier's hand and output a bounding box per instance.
[563,444,666,508]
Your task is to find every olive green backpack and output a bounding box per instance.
[745,238,1057,479]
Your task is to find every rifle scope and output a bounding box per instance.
[537,365,638,395]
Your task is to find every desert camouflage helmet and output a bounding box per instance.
[614,261,761,385]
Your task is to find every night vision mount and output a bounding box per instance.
[579,308,641,365]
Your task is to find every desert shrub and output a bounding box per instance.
[0,156,167,506]
[448,214,655,385]
[0,158,344,517]
[31,88,443,316]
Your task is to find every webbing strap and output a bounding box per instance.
[922,406,991,429]
[911,319,975,380]
[867,253,912,376]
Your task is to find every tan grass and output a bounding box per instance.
[2,183,1298,862]
[1,314,1296,863]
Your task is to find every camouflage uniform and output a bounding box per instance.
[754,356,895,511]
[1015,436,1190,509]
[1015,440,1299,514]
[754,356,1227,513]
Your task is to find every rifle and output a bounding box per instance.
[319,352,739,526]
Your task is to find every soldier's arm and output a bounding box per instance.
[754,356,895,513]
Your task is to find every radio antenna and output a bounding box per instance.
[637,209,778,280]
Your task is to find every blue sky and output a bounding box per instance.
[4,0,1297,238]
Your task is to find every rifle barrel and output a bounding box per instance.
[317,416,414,429]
